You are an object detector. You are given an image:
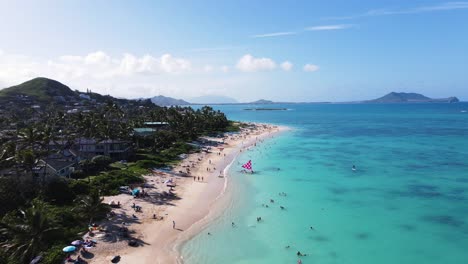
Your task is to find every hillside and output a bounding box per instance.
[0,77,76,100]
[0,77,155,109]
[150,95,190,106]
[367,92,459,103]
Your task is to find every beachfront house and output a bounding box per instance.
[33,149,78,178]
[48,138,133,161]
[34,159,76,178]
[77,139,132,160]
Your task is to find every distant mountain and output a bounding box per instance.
[150,95,190,106]
[0,77,76,100]
[249,99,274,104]
[190,95,238,104]
[367,92,459,103]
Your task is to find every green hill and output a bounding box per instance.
[0,77,76,101]
[150,95,190,106]
[0,77,157,109]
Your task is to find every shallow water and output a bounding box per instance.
[181,103,468,264]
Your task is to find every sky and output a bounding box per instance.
[0,0,467,102]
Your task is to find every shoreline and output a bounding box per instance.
[90,123,289,264]
[174,125,289,263]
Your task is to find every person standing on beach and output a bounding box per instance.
[173,220,176,229]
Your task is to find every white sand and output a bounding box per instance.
[86,124,288,264]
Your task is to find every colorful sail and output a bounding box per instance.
[242,160,252,170]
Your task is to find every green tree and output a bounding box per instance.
[73,191,108,225]
[0,200,60,264]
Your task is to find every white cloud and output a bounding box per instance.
[85,51,111,65]
[118,53,191,75]
[305,24,353,31]
[327,2,468,20]
[280,61,293,71]
[419,2,468,11]
[303,64,319,72]
[160,54,191,73]
[0,50,194,94]
[0,49,4,56]
[252,31,297,38]
[236,54,276,72]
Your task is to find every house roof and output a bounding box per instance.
[42,159,76,172]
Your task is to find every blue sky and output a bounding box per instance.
[0,0,467,102]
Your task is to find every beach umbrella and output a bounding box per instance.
[132,189,140,196]
[62,246,76,253]
[164,179,171,184]
[71,240,82,246]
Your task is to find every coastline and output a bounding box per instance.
[90,123,289,264]
[174,124,289,263]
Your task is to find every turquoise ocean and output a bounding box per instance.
[181,103,468,264]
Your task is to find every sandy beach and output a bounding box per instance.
[84,123,287,264]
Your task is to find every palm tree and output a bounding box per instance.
[0,200,60,264]
[73,191,108,225]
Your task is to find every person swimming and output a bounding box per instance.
[352,165,356,171]
[280,206,285,210]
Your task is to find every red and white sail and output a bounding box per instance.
[242,160,253,171]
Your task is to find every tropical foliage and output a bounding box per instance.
[0,97,235,263]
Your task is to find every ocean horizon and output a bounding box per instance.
[182,103,468,264]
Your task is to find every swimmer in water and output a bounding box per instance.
[280,206,285,210]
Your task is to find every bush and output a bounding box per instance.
[135,159,161,169]
[91,155,112,170]
[42,178,76,205]
[70,169,86,179]
[69,180,92,196]
[42,245,65,264]
[91,170,143,195]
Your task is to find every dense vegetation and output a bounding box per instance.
[0,86,237,263]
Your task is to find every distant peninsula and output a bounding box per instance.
[244,108,288,111]
[365,92,459,103]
